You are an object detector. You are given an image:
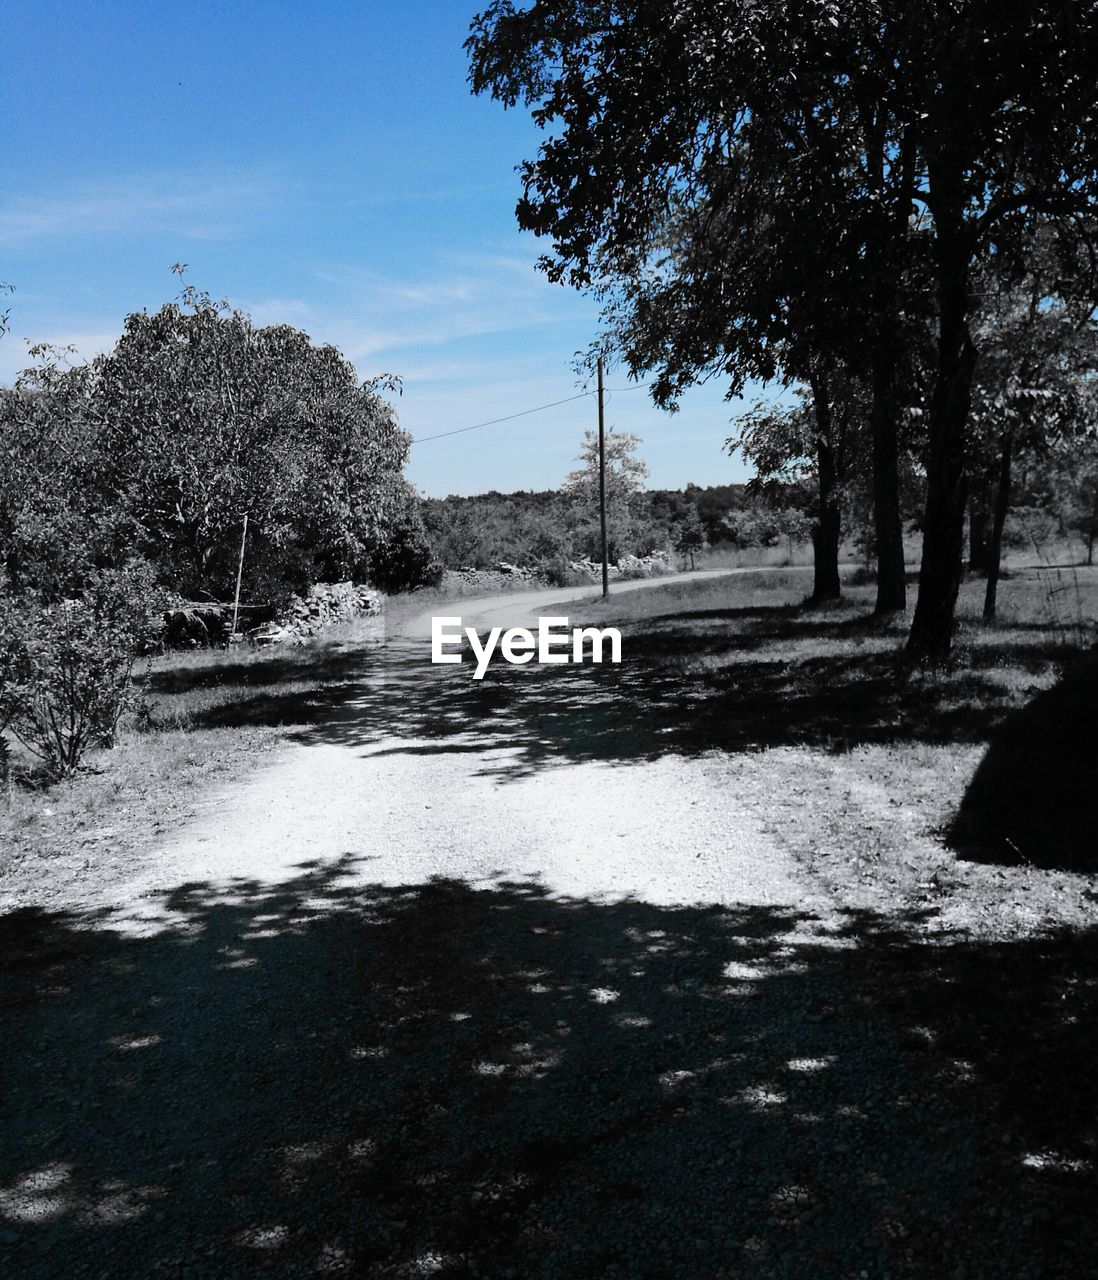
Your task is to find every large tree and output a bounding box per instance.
[966,248,1098,615]
[468,0,1098,654]
[90,290,425,598]
[0,290,431,601]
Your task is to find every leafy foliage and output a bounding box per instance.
[421,480,810,572]
[0,349,116,598]
[468,0,1098,652]
[0,286,432,603]
[563,425,651,560]
[0,562,168,779]
[91,289,427,599]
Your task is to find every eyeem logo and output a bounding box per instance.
[432,616,622,679]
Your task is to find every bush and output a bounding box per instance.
[367,525,442,594]
[534,554,587,588]
[0,563,169,780]
[1002,506,1060,554]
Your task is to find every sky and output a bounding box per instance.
[0,1,759,496]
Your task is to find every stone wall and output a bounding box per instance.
[247,582,384,646]
[567,552,675,581]
[438,553,675,595]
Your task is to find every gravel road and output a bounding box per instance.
[0,573,1070,1278]
[105,572,808,930]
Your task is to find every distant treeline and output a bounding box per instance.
[420,481,814,578]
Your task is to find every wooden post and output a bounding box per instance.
[598,354,609,599]
[231,513,249,638]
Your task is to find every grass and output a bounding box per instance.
[0,614,386,888]
[4,561,1096,933]
[568,561,1098,935]
[140,613,386,731]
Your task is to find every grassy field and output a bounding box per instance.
[569,562,1098,936]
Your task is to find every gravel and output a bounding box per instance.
[1,581,1090,1278]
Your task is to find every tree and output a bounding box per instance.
[1,286,432,603]
[965,245,1098,617]
[0,562,167,779]
[728,375,866,602]
[468,0,1098,655]
[0,347,113,598]
[563,425,650,560]
[672,502,706,570]
[468,0,914,611]
[89,287,428,599]
[1056,448,1098,567]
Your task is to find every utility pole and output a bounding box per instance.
[230,512,249,640]
[598,354,609,599]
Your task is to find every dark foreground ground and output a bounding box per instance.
[2,566,1097,1278]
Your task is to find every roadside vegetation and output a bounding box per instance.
[0,614,384,890]
[0,274,437,782]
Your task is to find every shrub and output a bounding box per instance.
[367,523,443,594]
[1002,506,1060,554]
[534,554,584,588]
[0,562,169,780]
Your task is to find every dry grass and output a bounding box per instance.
[0,615,386,884]
[573,562,1098,936]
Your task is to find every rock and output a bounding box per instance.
[244,581,386,645]
[248,623,294,646]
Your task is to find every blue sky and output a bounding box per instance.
[0,0,757,496]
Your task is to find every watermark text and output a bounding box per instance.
[431,616,622,679]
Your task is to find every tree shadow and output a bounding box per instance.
[153,595,1088,777]
[146,645,375,699]
[3,868,1095,1277]
[949,651,1098,871]
[194,629,1072,780]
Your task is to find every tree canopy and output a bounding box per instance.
[468,0,1098,653]
[0,288,433,602]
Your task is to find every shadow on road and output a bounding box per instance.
[2,865,1095,1277]
[179,615,1078,778]
[161,595,1097,871]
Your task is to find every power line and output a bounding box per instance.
[409,383,651,445]
[410,392,592,444]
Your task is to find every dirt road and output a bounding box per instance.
[2,571,1066,1279]
[101,570,807,930]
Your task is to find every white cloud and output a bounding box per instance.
[0,169,280,247]
[255,249,588,365]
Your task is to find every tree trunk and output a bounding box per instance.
[869,350,907,613]
[968,486,991,574]
[1088,490,1097,567]
[983,433,1012,620]
[859,109,908,614]
[908,224,976,657]
[812,505,842,601]
[809,378,842,602]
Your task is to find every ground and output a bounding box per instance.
[2,567,1097,1278]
